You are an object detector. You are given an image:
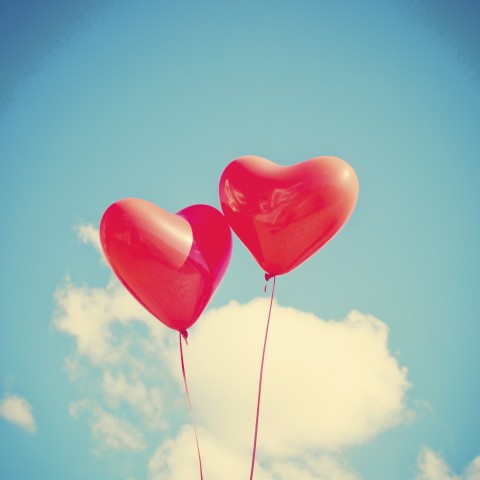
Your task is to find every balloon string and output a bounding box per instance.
[179,332,204,480]
[249,274,276,480]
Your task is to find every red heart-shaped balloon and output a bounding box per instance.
[100,198,232,333]
[219,156,359,276]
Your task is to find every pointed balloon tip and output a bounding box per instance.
[264,273,274,282]
[180,330,189,344]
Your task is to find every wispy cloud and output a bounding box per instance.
[0,394,37,433]
[54,226,172,455]
[91,407,146,453]
[103,370,166,430]
[416,448,480,480]
[53,278,165,365]
[75,223,102,253]
[70,401,146,453]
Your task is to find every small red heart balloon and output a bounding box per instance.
[100,198,232,333]
[219,155,359,276]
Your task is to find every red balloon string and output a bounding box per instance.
[249,274,276,480]
[179,332,204,480]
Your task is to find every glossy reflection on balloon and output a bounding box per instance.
[100,198,232,333]
[219,155,359,276]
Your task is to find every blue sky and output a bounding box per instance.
[1,1,479,479]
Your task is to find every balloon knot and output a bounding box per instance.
[180,330,189,344]
[264,273,275,293]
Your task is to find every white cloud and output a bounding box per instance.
[465,457,480,480]
[103,370,166,430]
[416,448,458,480]
[166,299,410,457]
[148,426,359,480]
[54,279,408,474]
[416,448,480,480]
[70,401,146,453]
[465,455,480,480]
[75,223,102,253]
[53,278,165,365]
[268,455,359,480]
[54,270,171,450]
[91,407,146,452]
[68,399,88,419]
[0,394,37,433]
[54,275,409,466]
[63,355,85,381]
[148,426,254,480]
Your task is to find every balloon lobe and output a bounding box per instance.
[219,155,358,275]
[100,198,232,333]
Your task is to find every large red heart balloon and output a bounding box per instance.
[219,156,359,276]
[100,198,232,333]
